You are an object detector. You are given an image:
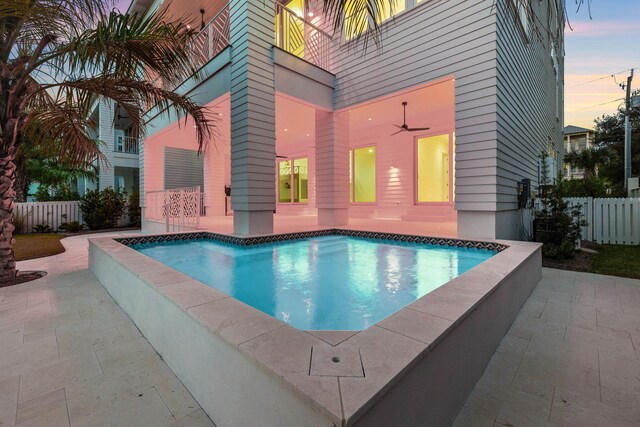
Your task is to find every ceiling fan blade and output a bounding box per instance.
[390,129,405,136]
[406,127,431,132]
[275,155,288,158]
[392,124,404,129]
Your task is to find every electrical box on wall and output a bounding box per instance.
[517,178,531,209]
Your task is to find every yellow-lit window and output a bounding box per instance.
[417,135,450,203]
[351,146,376,203]
[278,157,308,203]
[275,0,305,58]
[344,0,405,40]
[293,157,308,203]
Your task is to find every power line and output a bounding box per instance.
[568,97,625,112]
[566,68,637,89]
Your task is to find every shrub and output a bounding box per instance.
[80,188,127,230]
[13,208,30,234]
[535,155,587,259]
[33,184,80,202]
[33,223,54,233]
[557,177,624,198]
[128,192,141,228]
[59,221,85,233]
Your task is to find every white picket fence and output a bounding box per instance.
[566,197,640,245]
[14,201,83,234]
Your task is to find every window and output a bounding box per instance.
[344,0,406,40]
[278,157,308,203]
[513,0,531,40]
[416,135,450,203]
[350,146,376,202]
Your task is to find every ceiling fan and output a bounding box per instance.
[391,102,430,136]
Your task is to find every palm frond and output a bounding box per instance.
[50,9,200,89]
[38,75,213,153]
[22,85,105,167]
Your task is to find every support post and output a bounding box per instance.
[229,0,277,235]
[315,110,350,226]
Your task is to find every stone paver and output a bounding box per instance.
[3,233,640,426]
[454,268,640,427]
[1,233,215,427]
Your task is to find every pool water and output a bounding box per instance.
[134,236,495,331]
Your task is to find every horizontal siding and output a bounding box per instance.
[495,0,564,212]
[329,0,499,212]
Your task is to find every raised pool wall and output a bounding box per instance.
[89,231,541,427]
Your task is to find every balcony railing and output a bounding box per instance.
[275,2,333,72]
[147,5,230,92]
[115,136,140,154]
[190,5,231,70]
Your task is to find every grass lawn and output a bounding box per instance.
[592,244,640,279]
[14,233,65,261]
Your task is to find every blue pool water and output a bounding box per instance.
[134,236,495,331]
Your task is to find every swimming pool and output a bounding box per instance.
[133,235,496,330]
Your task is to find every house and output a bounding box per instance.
[131,0,564,240]
[72,99,141,196]
[562,125,595,180]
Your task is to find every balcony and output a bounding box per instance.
[190,5,231,71]
[147,5,230,91]
[115,136,140,155]
[274,1,333,72]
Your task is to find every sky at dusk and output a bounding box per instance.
[113,0,638,130]
[564,0,640,129]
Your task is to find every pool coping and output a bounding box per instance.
[89,230,541,426]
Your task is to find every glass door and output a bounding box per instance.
[416,134,451,203]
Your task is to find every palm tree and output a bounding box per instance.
[0,1,213,284]
[564,147,613,180]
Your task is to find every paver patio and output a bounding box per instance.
[1,233,639,426]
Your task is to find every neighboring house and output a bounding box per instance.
[563,125,595,179]
[73,99,141,196]
[132,0,564,240]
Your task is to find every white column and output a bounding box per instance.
[229,0,276,235]
[315,110,349,226]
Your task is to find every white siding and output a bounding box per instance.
[329,0,500,212]
[98,100,116,190]
[495,0,564,212]
[229,0,277,212]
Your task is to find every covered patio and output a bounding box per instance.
[197,214,458,238]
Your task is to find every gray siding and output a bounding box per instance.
[330,0,500,212]
[495,0,564,212]
[229,0,277,212]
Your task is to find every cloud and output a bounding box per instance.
[566,20,640,37]
[564,72,628,127]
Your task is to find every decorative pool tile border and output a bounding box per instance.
[116,229,509,252]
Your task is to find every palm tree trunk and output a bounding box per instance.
[0,149,17,284]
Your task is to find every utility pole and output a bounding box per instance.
[623,69,634,192]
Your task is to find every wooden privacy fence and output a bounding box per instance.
[566,197,640,245]
[14,201,83,234]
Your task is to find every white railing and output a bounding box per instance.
[147,5,230,92]
[563,197,640,245]
[190,5,231,70]
[14,201,83,234]
[115,136,140,154]
[145,187,202,232]
[275,2,333,71]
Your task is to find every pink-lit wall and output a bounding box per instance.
[145,81,456,222]
[144,96,230,215]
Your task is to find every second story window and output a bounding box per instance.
[345,0,406,41]
[513,0,531,41]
